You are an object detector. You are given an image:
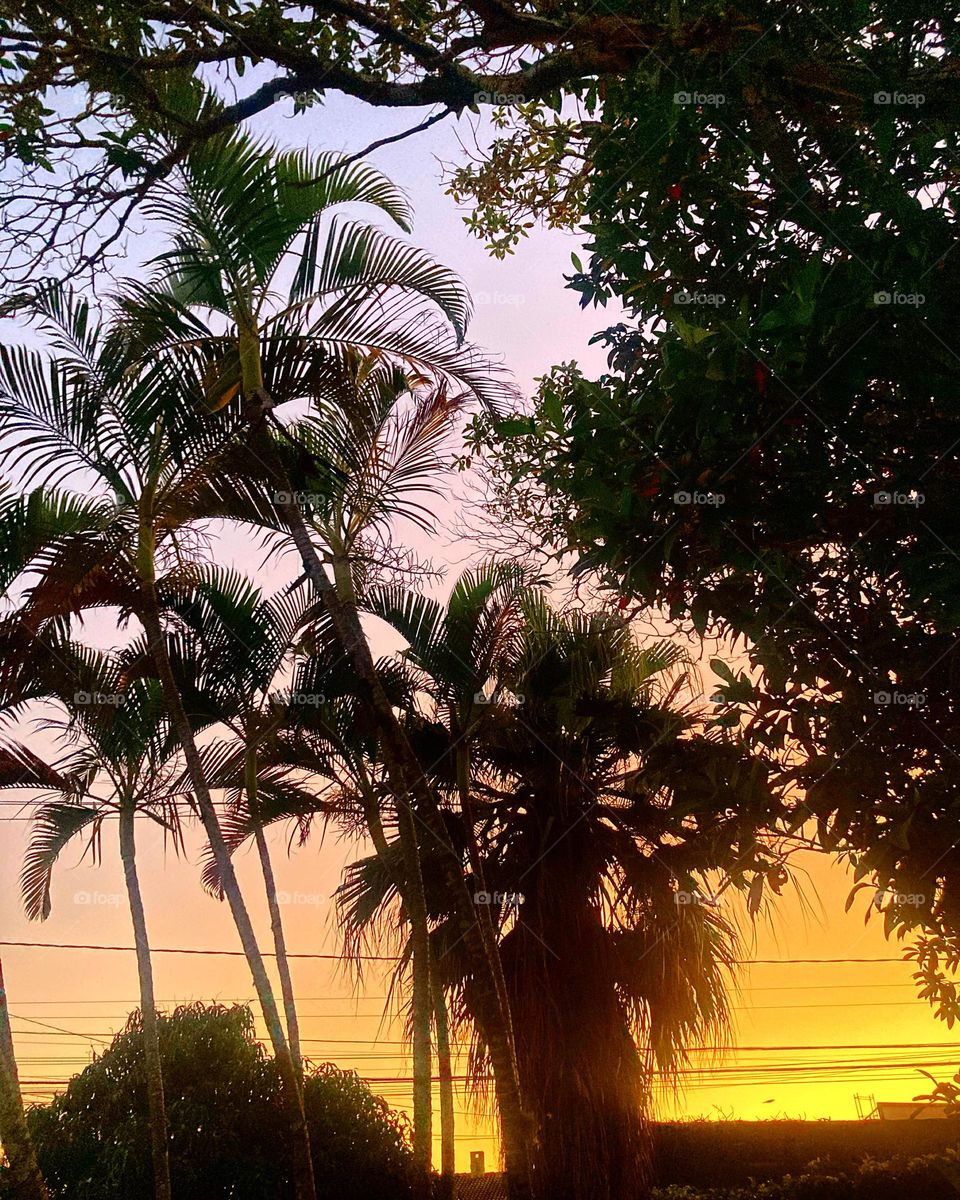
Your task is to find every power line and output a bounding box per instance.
[0,939,398,962]
[0,940,915,965]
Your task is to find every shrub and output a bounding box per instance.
[1,1003,413,1200]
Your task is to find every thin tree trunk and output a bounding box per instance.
[136,589,317,1200]
[0,956,47,1200]
[247,740,303,1079]
[332,556,432,1197]
[396,799,434,1200]
[252,431,533,1199]
[118,804,172,1200]
[455,745,516,1064]
[433,973,456,1200]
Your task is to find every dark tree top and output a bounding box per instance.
[2,2,959,286]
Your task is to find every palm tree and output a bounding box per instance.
[0,743,62,1200]
[0,286,319,1200]
[148,566,327,1077]
[17,666,190,1200]
[166,551,441,1189]
[343,577,786,1200]
[122,124,533,1194]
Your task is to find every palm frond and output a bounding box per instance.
[288,218,471,341]
[21,801,102,920]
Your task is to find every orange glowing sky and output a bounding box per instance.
[2,816,955,1171]
[1,92,957,1174]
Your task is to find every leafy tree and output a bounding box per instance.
[3,6,958,285]
[463,4,960,989]
[342,572,787,1200]
[4,1004,414,1200]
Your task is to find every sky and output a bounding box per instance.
[1,88,957,1173]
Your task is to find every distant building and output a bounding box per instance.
[874,1101,950,1121]
[453,1173,507,1200]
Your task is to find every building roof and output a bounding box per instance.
[874,1101,950,1120]
[452,1173,507,1200]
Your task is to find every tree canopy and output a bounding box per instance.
[461,2,960,1001]
[2,4,958,284]
[4,1004,414,1200]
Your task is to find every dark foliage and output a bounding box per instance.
[0,1003,413,1200]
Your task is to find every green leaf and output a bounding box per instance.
[710,657,735,684]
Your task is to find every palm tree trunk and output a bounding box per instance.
[251,437,533,1199]
[455,745,517,1069]
[118,804,172,1200]
[136,588,317,1200]
[433,973,456,1200]
[331,557,432,1197]
[395,799,434,1200]
[247,741,303,1078]
[0,956,48,1200]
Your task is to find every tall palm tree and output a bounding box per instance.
[168,552,439,1189]
[146,566,327,1077]
[122,124,532,1193]
[0,743,62,1200]
[17,666,190,1200]
[0,286,319,1200]
[342,578,786,1200]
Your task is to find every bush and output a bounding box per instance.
[652,1148,960,1200]
[1,1003,414,1200]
